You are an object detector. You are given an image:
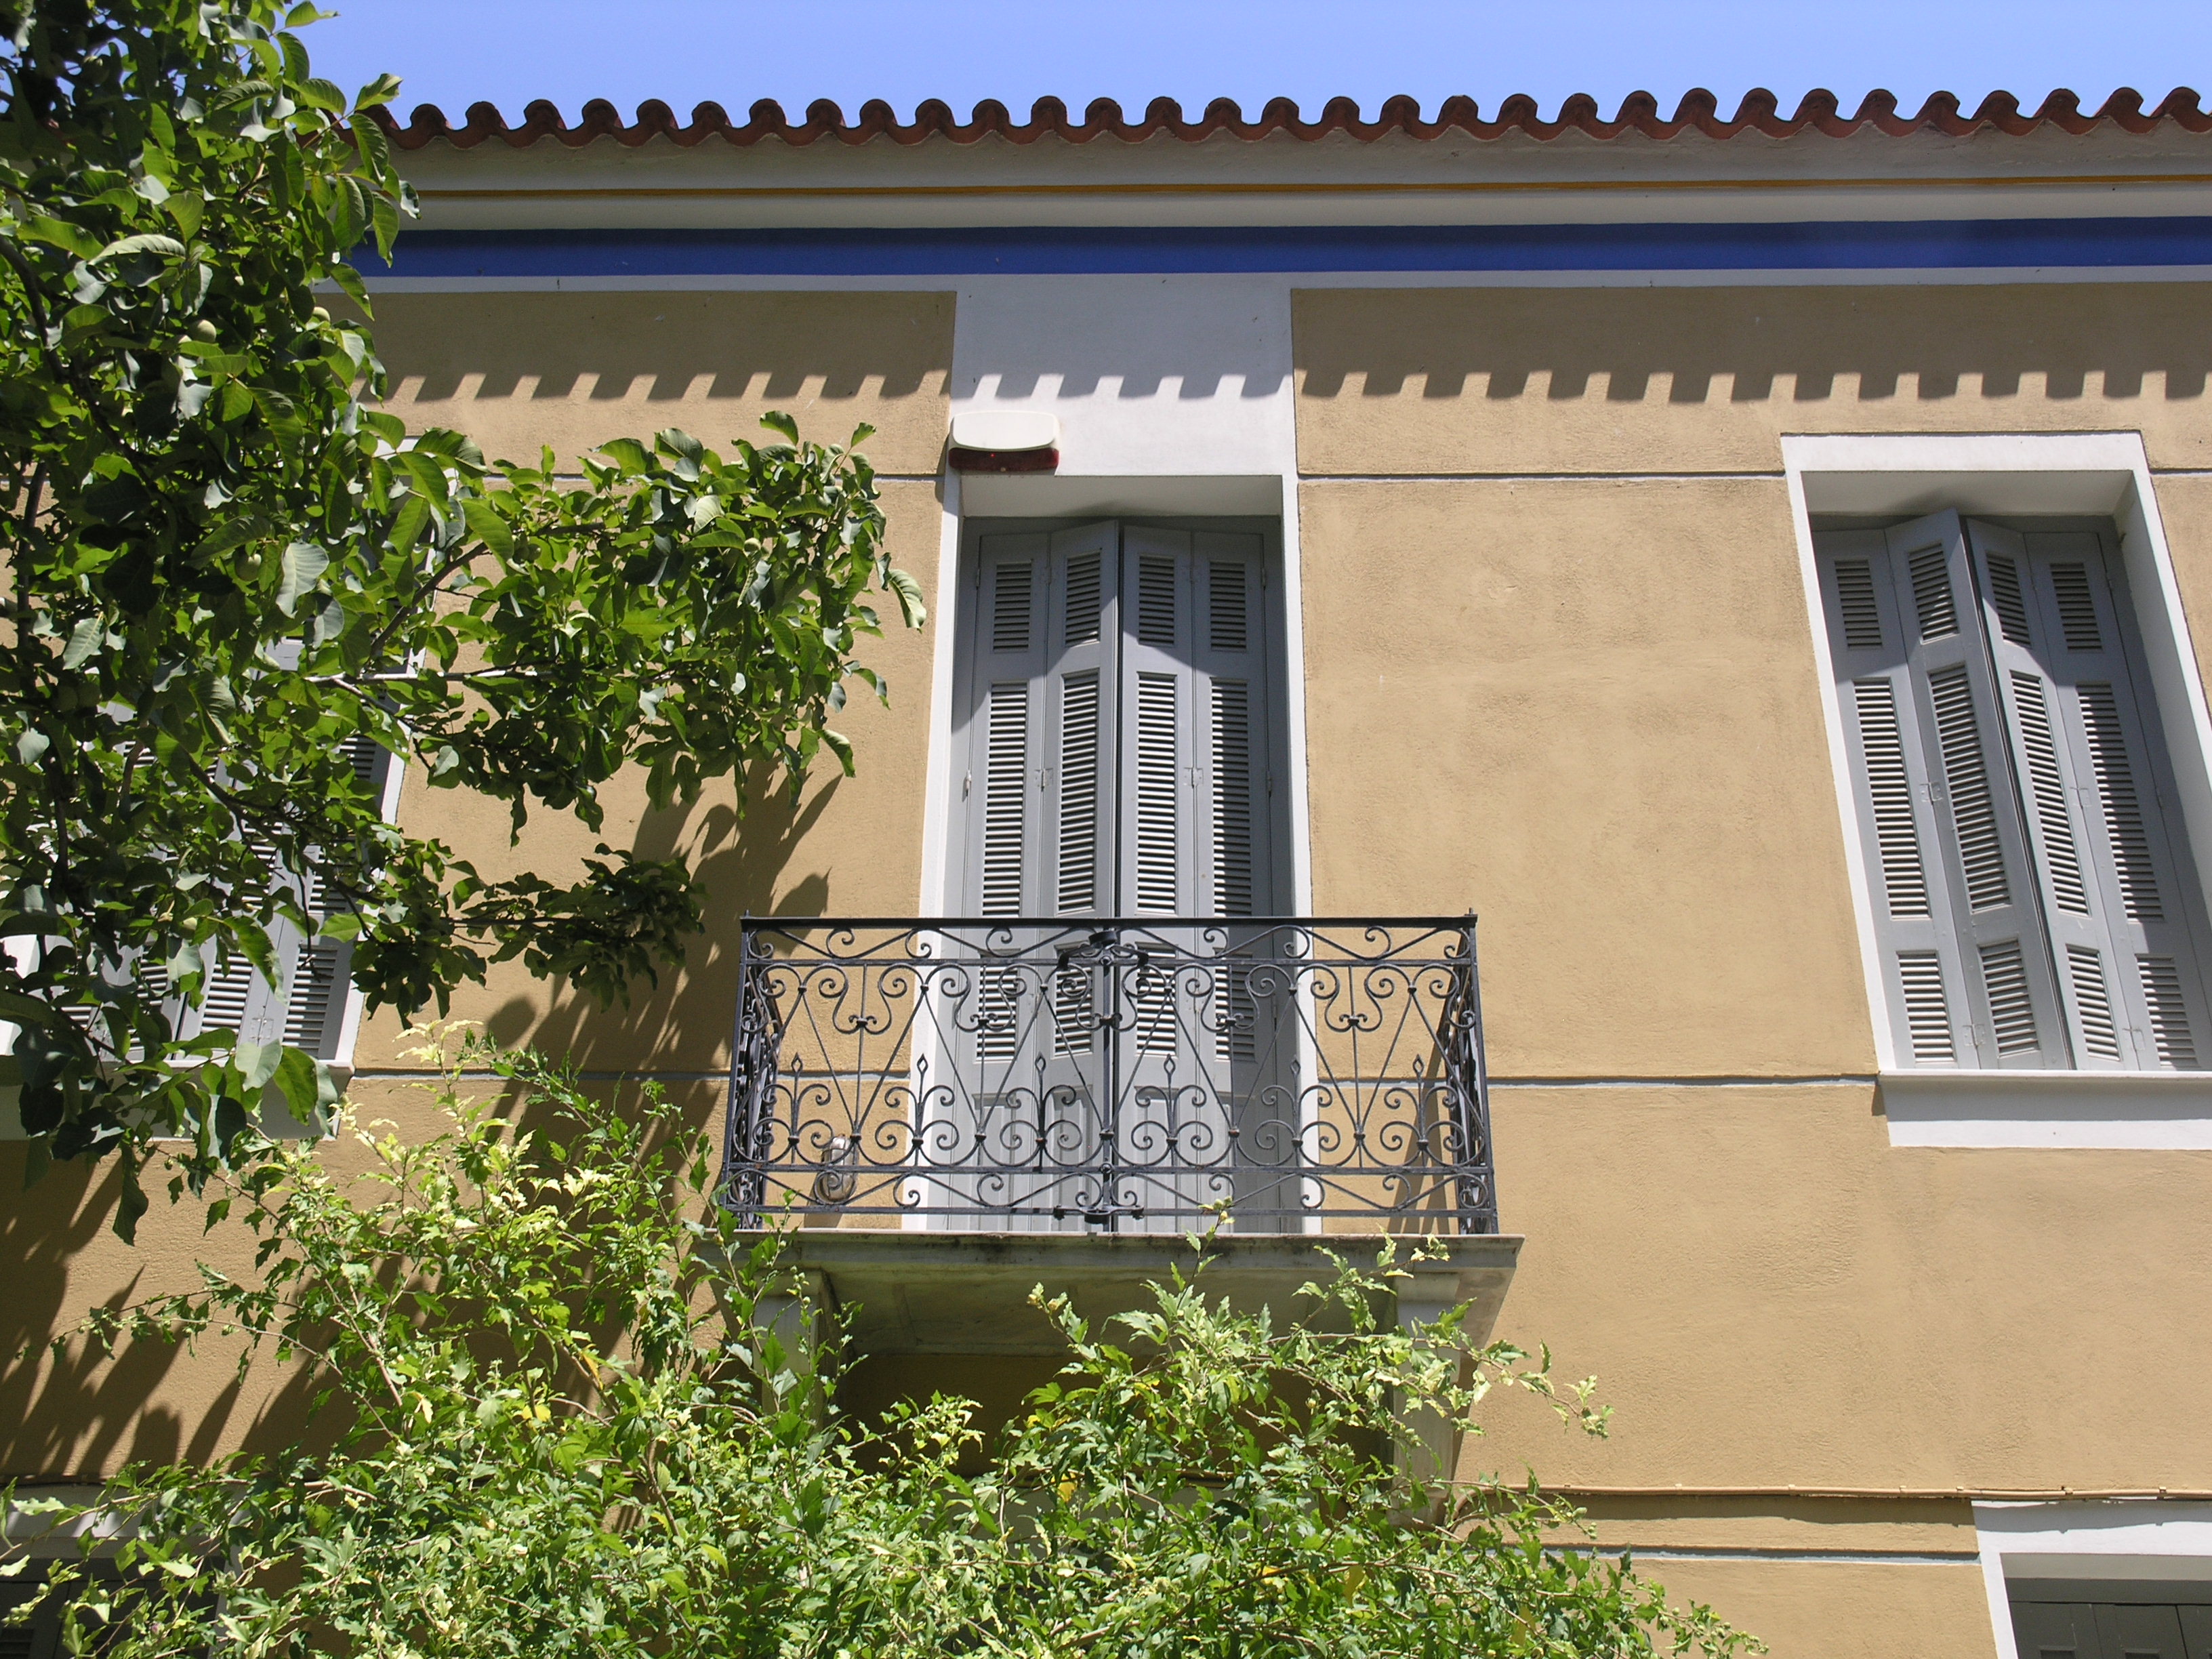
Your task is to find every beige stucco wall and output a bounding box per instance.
[344,290,955,1077]
[1292,283,2212,476]
[1291,283,2212,1656]
[368,289,955,476]
[16,277,2212,1658]
[1296,474,1872,1078]
[2,289,954,1477]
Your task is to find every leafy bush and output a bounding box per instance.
[4,1038,1753,1658]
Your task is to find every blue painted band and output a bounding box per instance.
[356,218,2212,278]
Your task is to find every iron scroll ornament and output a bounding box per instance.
[720,917,1496,1235]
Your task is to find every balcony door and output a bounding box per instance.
[945,518,1287,1231]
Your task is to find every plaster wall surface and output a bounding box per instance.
[347,292,954,1074]
[1294,474,1870,1078]
[1292,283,2212,474]
[369,289,954,475]
[1624,1559,2000,1659]
[16,272,2212,1658]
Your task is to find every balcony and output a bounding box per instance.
[720,917,1515,1359]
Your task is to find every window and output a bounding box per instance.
[1816,510,2212,1072]
[951,519,1284,920]
[939,518,1288,1230]
[2009,1581,2212,1659]
[182,728,393,1067]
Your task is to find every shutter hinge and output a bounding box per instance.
[1267,773,1275,796]
[962,770,972,798]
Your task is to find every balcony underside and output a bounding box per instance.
[747,1229,1523,1356]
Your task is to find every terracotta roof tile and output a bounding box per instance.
[376,87,2212,150]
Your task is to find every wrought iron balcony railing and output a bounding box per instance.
[720,916,1497,1235]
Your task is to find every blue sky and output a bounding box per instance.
[305,0,2212,127]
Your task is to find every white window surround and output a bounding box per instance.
[1785,432,2212,1149]
[1975,1500,2212,1659]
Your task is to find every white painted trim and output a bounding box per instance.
[1883,1069,2212,1149]
[916,466,964,916]
[1277,464,1315,919]
[956,474,1282,518]
[1784,450,1899,1071]
[348,266,2212,297]
[327,745,412,1076]
[1782,433,2212,1141]
[1975,1500,2212,1659]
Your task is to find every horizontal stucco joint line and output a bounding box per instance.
[1553,1546,1980,1565]
[1301,472,1786,485]
[1490,1074,1877,1088]
[349,1071,1879,1088]
[1551,1486,2212,1502]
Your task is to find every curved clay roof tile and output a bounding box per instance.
[377,87,2212,150]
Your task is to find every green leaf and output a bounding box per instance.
[352,72,405,111]
[91,232,186,263]
[758,411,800,445]
[349,110,394,182]
[462,497,512,558]
[16,729,49,765]
[886,569,928,630]
[110,1161,148,1244]
[62,617,104,670]
[279,542,330,615]
[597,438,651,476]
[165,191,205,239]
[234,1039,282,1092]
[266,1046,322,1130]
[19,216,103,258]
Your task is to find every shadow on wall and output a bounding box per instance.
[969,366,1286,401]
[1293,285,2212,406]
[0,1155,348,1481]
[369,291,947,411]
[478,761,841,1078]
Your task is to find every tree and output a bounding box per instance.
[0,0,921,1233]
[3,1037,1755,1658]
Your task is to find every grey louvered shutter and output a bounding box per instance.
[1118,527,1279,919]
[1976,523,2212,1070]
[1191,531,1275,921]
[176,832,295,1050]
[1047,523,1119,920]
[1118,527,1199,917]
[1820,529,1975,1065]
[1820,512,2070,1067]
[960,525,1122,919]
[962,533,1052,918]
[1969,520,2121,1067]
[280,730,393,1061]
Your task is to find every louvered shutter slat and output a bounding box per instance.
[963,535,1052,918]
[2010,527,2212,1071]
[1970,521,2116,1068]
[1047,524,1119,920]
[1820,527,1977,1067]
[1896,512,2070,1067]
